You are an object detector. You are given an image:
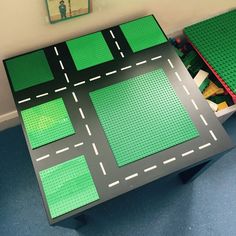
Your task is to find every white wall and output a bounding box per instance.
[0,0,235,129]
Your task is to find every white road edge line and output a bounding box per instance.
[125,173,138,180]
[209,130,218,141]
[74,81,86,87]
[79,108,85,119]
[115,41,121,50]
[175,72,182,82]
[168,59,174,69]
[191,99,199,110]
[163,157,176,165]
[199,143,211,150]
[108,181,120,188]
[200,114,208,126]
[89,76,101,82]
[74,142,84,148]
[151,56,162,61]
[144,165,157,172]
[120,52,124,58]
[92,143,99,156]
[182,150,194,157]
[99,162,107,175]
[55,87,67,93]
[18,98,31,104]
[59,60,65,70]
[54,47,59,56]
[106,70,117,76]
[183,85,190,95]
[36,154,50,162]
[56,147,69,154]
[121,65,132,71]
[85,124,92,136]
[110,30,115,39]
[36,93,49,98]
[64,73,70,83]
[136,60,147,66]
[72,92,78,102]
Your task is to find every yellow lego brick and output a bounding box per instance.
[203,82,219,98]
[217,101,228,111]
[216,88,224,95]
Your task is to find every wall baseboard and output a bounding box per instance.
[0,110,19,131]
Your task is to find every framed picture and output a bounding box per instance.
[46,0,90,24]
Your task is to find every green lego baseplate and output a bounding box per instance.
[5,50,54,92]
[120,15,167,52]
[39,156,99,219]
[90,69,199,167]
[184,9,236,94]
[66,32,114,71]
[21,98,75,149]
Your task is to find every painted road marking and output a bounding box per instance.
[36,154,50,162]
[55,87,67,93]
[151,56,162,61]
[85,124,92,136]
[99,162,107,175]
[125,173,138,180]
[74,142,84,148]
[163,157,176,165]
[106,70,117,76]
[183,85,190,95]
[72,92,78,102]
[92,143,99,156]
[182,150,194,157]
[121,65,132,71]
[209,130,217,141]
[18,98,31,104]
[74,81,85,87]
[199,143,211,150]
[168,59,174,68]
[175,71,182,82]
[89,76,101,82]
[136,60,147,66]
[79,108,85,119]
[59,60,65,70]
[36,93,49,98]
[144,165,157,173]
[54,47,59,56]
[56,147,69,154]
[110,30,115,39]
[200,114,208,126]
[108,181,120,188]
[191,99,199,110]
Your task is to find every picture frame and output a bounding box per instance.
[45,0,90,24]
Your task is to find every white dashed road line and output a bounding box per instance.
[125,173,138,181]
[200,114,208,126]
[89,76,101,82]
[144,165,157,173]
[36,154,50,162]
[36,93,49,98]
[163,157,176,165]
[72,92,78,103]
[64,73,70,83]
[106,70,117,76]
[56,147,69,154]
[120,52,124,58]
[168,59,174,69]
[92,143,99,156]
[99,162,107,175]
[18,98,31,104]
[54,47,59,56]
[74,142,84,148]
[191,99,199,110]
[74,81,85,87]
[209,130,217,141]
[183,85,190,95]
[115,41,121,50]
[55,87,67,93]
[136,60,147,66]
[121,65,132,71]
[110,30,115,39]
[85,124,92,136]
[182,150,194,157]
[199,143,211,150]
[175,71,182,82]
[59,60,65,70]
[79,108,85,119]
[151,56,162,61]
[108,181,120,188]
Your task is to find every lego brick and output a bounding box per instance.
[207,99,218,112]
[120,15,167,52]
[39,156,99,218]
[194,69,210,92]
[218,101,228,111]
[5,50,54,92]
[21,98,75,149]
[90,69,199,167]
[184,10,236,95]
[66,32,114,71]
[203,81,220,99]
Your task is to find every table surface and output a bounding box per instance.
[3,15,234,225]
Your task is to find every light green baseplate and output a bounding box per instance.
[39,156,99,218]
[120,15,167,52]
[90,69,199,167]
[66,32,114,71]
[21,98,75,149]
[5,50,54,92]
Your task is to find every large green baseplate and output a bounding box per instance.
[90,69,199,167]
